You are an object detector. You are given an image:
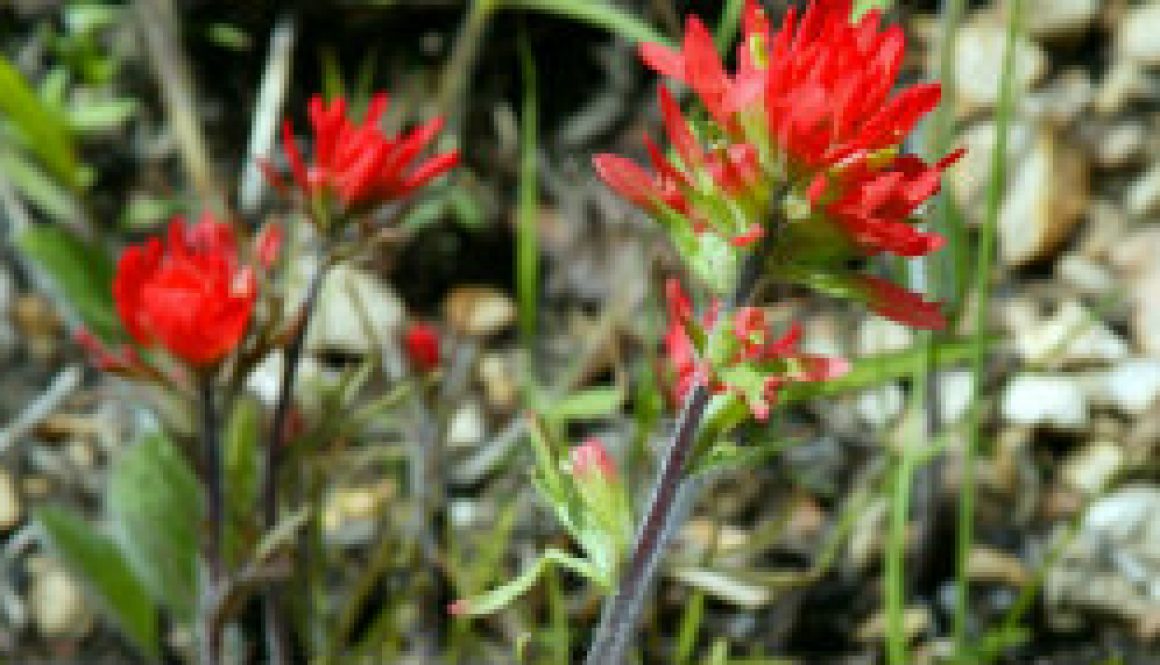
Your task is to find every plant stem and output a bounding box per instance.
[262,264,329,664]
[956,0,1021,658]
[584,253,762,665]
[199,375,224,665]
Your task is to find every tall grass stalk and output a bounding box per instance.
[517,25,539,348]
[956,0,1022,658]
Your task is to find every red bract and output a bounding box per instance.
[404,322,441,373]
[856,274,947,331]
[664,280,848,420]
[570,439,619,482]
[277,93,459,212]
[113,214,257,367]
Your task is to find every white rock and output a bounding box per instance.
[954,17,1047,110]
[856,384,904,429]
[1023,68,1092,124]
[1015,300,1128,366]
[30,567,90,639]
[1095,122,1147,168]
[948,121,1035,222]
[446,400,486,448]
[1025,0,1098,41]
[0,471,19,531]
[444,286,517,337]
[1080,199,1128,260]
[1061,440,1124,495]
[1118,4,1160,66]
[1131,271,1160,356]
[1056,253,1116,296]
[1001,374,1088,430]
[939,371,975,425]
[1084,359,1160,415]
[856,317,914,356]
[998,132,1088,266]
[245,352,327,410]
[1094,60,1149,115]
[1126,163,1160,218]
[305,264,404,355]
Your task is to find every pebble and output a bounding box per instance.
[444,286,517,338]
[1094,122,1147,168]
[1025,0,1098,41]
[1131,271,1160,356]
[998,132,1088,266]
[477,352,518,412]
[1014,300,1128,366]
[446,400,486,448]
[856,317,914,357]
[968,546,1031,586]
[939,371,975,425]
[1125,163,1160,218]
[306,264,404,355]
[954,17,1047,111]
[1056,253,1116,296]
[1001,374,1088,430]
[855,384,904,429]
[1060,440,1124,495]
[0,471,20,531]
[1117,3,1160,66]
[30,565,90,640]
[1083,359,1160,415]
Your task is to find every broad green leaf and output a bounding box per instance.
[225,397,260,564]
[36,506,159,658]
[0,150,81,222]
[106,433,202,621]
[17,225,118,341]
[502,0,670,46]
[0,54,81,188]
[545,386,624,422]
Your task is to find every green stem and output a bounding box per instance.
[956,0,1021,659]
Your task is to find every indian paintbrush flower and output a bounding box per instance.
[404,321,441,373]
[595,0,961,330]
[112,214,261,367]
[272,92,459,221]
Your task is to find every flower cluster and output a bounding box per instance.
[272,93,459,218]
[595,0,960,330]
[111,214,263,367]
[664,279,848,420]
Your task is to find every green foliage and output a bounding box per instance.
[16,225,118,341]
[36,506,159,659]
[225,397,262,564]
[107,433,203,621]
[0,54,83,189]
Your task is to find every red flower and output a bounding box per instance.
[856,274,946,331]
[113,215,257,367]
[569,439,619,482]
[276,93,459,212]
[404,322,441,372]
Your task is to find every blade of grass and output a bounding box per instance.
[0,55,82,190]
[714,0,746,53]
[956,0,1022,659]
[502,0,671,46]
[516,23,539,347]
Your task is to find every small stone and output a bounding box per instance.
[0,471,20,531]
[1056,253,1116,296]
[306,265,404,355]
[1025,0,1098,41]
[1118,3,1160,66]
[30,566,90,639]
[953,17,1047,111]
[444,286,517,337]
[1061,440,1124,495]
[1014,300,1128,366]
[1001,374,1088,430]
[477,352,518,411]
[446,400,486,448]
[1080,199,1128,260]
[856,384,904,429]
[321,481,396,546]
[847,498,888,571]
[1024,68,1092,124]
[1126,163,1160,218]
[1085,359,1160,415]
[856,317,914,356]
[948,121,1035,222]
[1094,60,1149,115]
[939,371,975,425]
[1095,122,1147,168]
[856,607,931,642]
[1131,271,1160,356]
[968,546,1031,587]
[998,132,1088,266]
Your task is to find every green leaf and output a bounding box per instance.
[0,149,81,222]
[502,0,670,46]
[17,225,118,341]
[691,437,792,477]
[225,397,260,564]
[545,386,624,422]
[452,549,600,617]
[119,193,183,229]
[106,433,202,621]
[0,54,81,189]
[36,506,159,658]
[67,98,137,134]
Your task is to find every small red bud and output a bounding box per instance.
[404,322,441,372]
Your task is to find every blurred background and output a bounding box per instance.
[1,0,1160,662]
